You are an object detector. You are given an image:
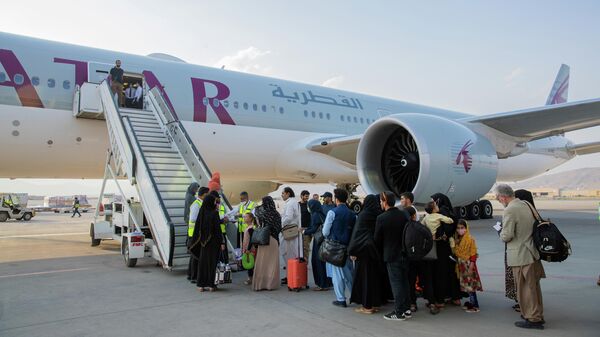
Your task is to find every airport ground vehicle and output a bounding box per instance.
[0,194,35,222]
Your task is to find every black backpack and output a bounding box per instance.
[403,220,434,260]
[523,201,571,262]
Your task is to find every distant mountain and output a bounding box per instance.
[513,168,600,190]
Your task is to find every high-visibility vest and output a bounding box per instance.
[188,199,203,237]
[219,204,227,233]
[238,201,255,233]
[74,201,80,209]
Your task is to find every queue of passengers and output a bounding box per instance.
[182,183,546,329]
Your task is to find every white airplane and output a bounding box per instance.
[1,32,599,210]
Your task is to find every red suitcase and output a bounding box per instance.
[287,235,307,292]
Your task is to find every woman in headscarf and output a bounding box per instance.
[189,194,225,292]
[506,189,536,311]
[304,199,332,291]
[430,192,461,307]
[184,182,199,282]
[348,195,388,314]
[253,196,282,291]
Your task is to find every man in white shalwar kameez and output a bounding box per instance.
[280,186,302,284]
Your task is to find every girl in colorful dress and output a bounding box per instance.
[452,219,483,313]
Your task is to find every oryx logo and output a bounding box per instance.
[455,140,473,173]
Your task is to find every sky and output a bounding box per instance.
[1,0,600,196]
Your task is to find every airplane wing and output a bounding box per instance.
[461,98,600,140]
[567,141,600,155]
[308,134,361,165]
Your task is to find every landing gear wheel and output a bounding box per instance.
[349,200,363,214]
[467,202,481,220]
[457,206,467,219]
[90,223,101,247]
[22,213,32,221]
[0,212,8,222]
[122,237,137,268]
[479,200,493,219]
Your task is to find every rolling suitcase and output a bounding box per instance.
[287,234,308,292]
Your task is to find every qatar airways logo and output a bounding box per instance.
[455,140,473,173]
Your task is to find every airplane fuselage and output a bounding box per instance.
[0,32,572,184]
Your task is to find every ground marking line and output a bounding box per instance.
[0,267,91,279]
[0,232,88,239]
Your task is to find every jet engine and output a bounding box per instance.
[357,113,498,205]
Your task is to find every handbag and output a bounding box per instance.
[422,240,438,260]
[318,238,348,267]
[312,225,324,246]
[282,224,300,240]
[251,226,271,245]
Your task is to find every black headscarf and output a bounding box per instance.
[255,196,282,241]
[190,194,220,254]
[431,192,457,237]
[515,189,536,209]
[184,182,200,223]
[348,194,382,258]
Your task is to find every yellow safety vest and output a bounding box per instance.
[238,201,255,233]
[219,204,227,233]
[188,199,203,237]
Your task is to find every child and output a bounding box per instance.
[453,219,483,313]
[422,201,455,241]
[241,212,257,285]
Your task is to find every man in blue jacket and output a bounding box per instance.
[322,189,356,307]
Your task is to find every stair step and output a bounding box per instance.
[121,114,156,121]
[140,142,172,149]
[158,185,188,193]
[146,157,185,165]
[153,176,192,184]
[163,199,187,208]
[142,148,178,154]
[137,137,169,144]
[135,130,165,137]
[144,152,181,159]
[132,126,164,133]
[150,170,191,178]
[166,208,185,217]
[148,162,186,171]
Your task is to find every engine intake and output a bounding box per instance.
[357,113,498,205]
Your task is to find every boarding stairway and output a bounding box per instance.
[74,81,232,270]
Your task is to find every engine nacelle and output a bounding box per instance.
[357,113,498,206]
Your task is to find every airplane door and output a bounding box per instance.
[88,62,113,83]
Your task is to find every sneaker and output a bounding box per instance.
[465,307,480,313]
[462,301,472,310]
[520,315,545,325]
[383,311,407,321]
[404,310,413,319]
[332,300,347,308]
[515,320,544,330]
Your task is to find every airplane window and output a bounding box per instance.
[341,115,344,121]
[279,107,284,114]
[261,105,267,112]
[223,100,229,108]
[326,113,331,120]
[47,78,55,88]
[31,76,40,86]
[63,80,71,90]
[234,101,239,109]
[311,111,316,118]
[353,117,358,123]
[304,110,308,117]
[14,74,24,85]
[319,112,324,119]
[366,118,370,124]
[348,116,351,123]
[213,99,220,108]
[202,97,209,106]
[360,117,364,124]
[243,102,248,110]
[0,72,5,82]
[253,103,258,111]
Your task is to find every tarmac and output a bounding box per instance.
[0,200,599,337]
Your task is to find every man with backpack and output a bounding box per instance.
[496,184,546,330]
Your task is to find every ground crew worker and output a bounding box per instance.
[225,191,255,248]
[2,196,14,210]
[71,197,81,218]
[187,186,209,282]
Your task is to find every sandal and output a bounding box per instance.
[244,279,252,285]
[354,307,375,314]
[209,287,217,292]
[512,303,521,312]
[197,287,205,292]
